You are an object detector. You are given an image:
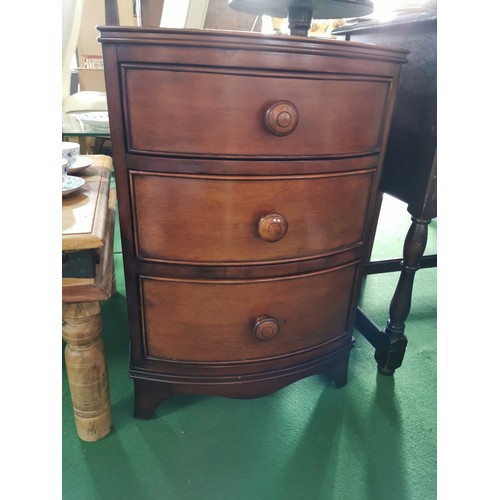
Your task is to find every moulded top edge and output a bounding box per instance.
[97,26,409,63]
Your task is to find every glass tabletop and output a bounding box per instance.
[62,112,110,138]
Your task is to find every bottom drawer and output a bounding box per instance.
[139,262,358,363]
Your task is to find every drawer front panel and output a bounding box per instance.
[123,66,390,158]
[131,171,374,265]
[140,263,358,362]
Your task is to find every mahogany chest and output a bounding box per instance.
[98,27,407,418]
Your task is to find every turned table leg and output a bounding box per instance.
[376,216,431,375]
[62,301,113,441]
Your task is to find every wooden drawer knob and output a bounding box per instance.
[258,213,288,242]
[265,101,299,136]
[254,316,280,341]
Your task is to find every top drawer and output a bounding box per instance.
[122,65,391,159]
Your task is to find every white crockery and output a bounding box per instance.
[62,141,80,167]
[73,112,109,131]
[68,156,94,174]
[62,175,85,197]
[62,158,69,185]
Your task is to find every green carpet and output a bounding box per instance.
[62,194,437,500]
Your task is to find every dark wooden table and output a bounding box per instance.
[334,12,437,375]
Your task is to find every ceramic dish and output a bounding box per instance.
[62,175,85,197]
[68,156,94,174]
[73,112,109,131]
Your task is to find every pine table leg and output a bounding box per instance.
[62,301,113,441]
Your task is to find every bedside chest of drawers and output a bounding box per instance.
[98,27,407,418]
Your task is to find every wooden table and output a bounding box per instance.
[62,155,115,441]
[333,12,437,375]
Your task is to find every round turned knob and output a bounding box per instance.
[254,316,279,341]
[258,213,288,242]
[265,101,299,136]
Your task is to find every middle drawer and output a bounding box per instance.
[130,170,374,265]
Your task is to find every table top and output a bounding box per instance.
[62,155,113,251]
[228,0,373,19]
[62,113,111,138]
[332,11,437,36]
